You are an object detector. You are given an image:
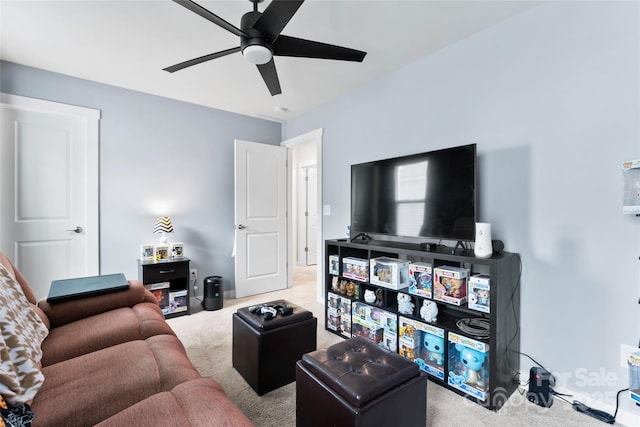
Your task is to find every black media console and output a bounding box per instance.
[324,238,520,410]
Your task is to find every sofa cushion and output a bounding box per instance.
[32,335,202,427]
[40,303,175,366]
[95,378,254,427]
[0,264,49,407]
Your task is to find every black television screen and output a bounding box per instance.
[350,144,476,241]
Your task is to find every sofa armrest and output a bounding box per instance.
[38,280,157,328]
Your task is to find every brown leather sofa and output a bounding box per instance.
[0,253,253,427]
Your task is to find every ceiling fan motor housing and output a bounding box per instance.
[240,11,273,57]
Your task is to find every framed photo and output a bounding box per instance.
[140,244,155,261]
[171,242,185,258]
[155,245,170,261]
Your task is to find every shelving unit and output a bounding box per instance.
[138,257,190,319]
[324,238,520,410]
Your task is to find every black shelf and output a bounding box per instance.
[324,239,520,411]
[138,257,191,319]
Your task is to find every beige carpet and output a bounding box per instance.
[167,266,600,426]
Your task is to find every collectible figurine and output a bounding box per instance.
[449,344,487,388]
[345,281,356,298]
[375,288,384,307]
[397,293,414,315]
[420,300,438,323]
[423,333,444,366]
[475,288,489,307]
[364,289,376,304]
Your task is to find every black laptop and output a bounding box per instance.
[47,273,129,303]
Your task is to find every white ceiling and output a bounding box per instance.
[0,0,539,121]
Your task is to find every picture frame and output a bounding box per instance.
[171,242,185,258]
[155,244,170,261]
[140,244,155,261]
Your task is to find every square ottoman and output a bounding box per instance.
[296,336,427,427]
[232,299,317,395]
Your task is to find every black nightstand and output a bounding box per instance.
[138,257,190,319]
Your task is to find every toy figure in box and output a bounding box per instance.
[327,311,340,331]
[400,345,415,361]
[433,266,468,306]
[468,274,490,313]
[423,333,444,366]
[447,333,489,401]
[340,316,351,337]
[327,293,340,309]
[408,262,433,298]
[449,345,487,387]
[338,298,352,316]
[329,255,339,275]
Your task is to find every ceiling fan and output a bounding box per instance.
[163,0,367,96]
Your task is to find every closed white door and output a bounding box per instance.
[0,94,99,300]
[234,139,287,298]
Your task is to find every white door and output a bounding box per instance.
[234,139,287,298]
[0,94,99,300]
[305,166,318,266]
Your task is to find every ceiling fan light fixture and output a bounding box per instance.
[242,45,272,65]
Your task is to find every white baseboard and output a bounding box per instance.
[518,370,640,426]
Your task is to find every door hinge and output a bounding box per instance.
[305,211,308,217]
[305,247,308,252]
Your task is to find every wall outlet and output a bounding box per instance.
[190,269,197,288]
[620,344,638,368]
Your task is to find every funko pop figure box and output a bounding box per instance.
[447,332,490,402]
[408,262,433,298]
[468,274,490,314]
[342,257,369,282]
[370,257,410,290]
[433,266,468,306]
[399,316,445,380]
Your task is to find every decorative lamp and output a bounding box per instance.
[153,216,173,245]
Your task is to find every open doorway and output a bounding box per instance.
[282,129,322,301]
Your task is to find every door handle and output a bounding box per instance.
[236,224,246,230]
[66,226,83,233]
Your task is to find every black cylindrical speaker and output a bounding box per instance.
[202,276,223,311]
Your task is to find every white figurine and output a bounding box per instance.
[364,289,376,304]
[397,293,415,315]
[420,300,438,323]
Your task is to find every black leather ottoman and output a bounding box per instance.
[296,336,427,427]
[232,299,317,395]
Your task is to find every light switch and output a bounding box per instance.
[323,205,331,216]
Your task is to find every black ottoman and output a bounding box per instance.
[296,336,427,427]
[232,299,317,395]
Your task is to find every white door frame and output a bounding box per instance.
[281,128,323,302]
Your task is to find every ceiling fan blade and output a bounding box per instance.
[273,35,366,62]
[256,59,282,96]
[251,0,304,42]
[163,47,241,73]
[173,0,248,38]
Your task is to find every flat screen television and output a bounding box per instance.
[350,143,477,241]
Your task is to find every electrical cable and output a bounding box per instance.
[456,317,490,339]
[504,254,522,382]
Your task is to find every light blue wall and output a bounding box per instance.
[285,1,640,410]
[0,61,282,294]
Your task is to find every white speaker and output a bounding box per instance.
[474,223,493,259]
